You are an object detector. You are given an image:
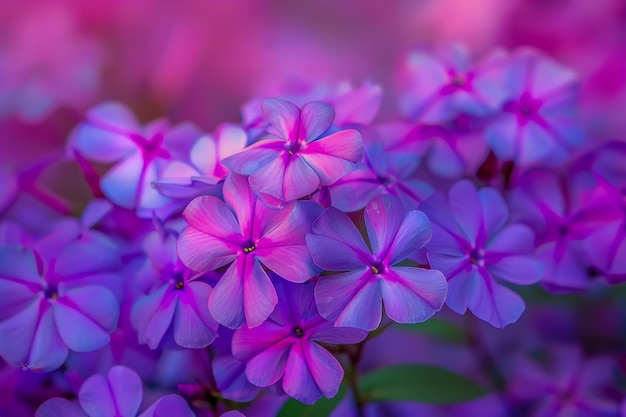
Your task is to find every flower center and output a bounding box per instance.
[174,274,185,290]
[243,241,256,254]
[293,327,305,338]
[44,285,58,300]
[370,264,383,275]
[469,248,484,265]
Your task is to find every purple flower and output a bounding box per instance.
[222,98,363,207]
[420,180,543,328]
[0,215,121,371]
[130,229,219,349]
[329,124,433,212]
[232,279,367,404]
[35,366,196,417]
[307,194,448,331]
[397,44,510,123]
[484,48,584,166]
[72,102,202,216]
[177,173,323,328]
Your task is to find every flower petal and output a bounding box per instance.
[131,285,176,349]
[78,374,117,417]
[0,298,39,366]
[100,153,142,209]
[62,285,119,333]
[300,101,334,141]
[301,129,363,185]
[177,227,238,272]
[468,269,525,328]
[28,304,69,372]
[479,187,509,238]
[53,300,112,352]
[488,255,543,286]
[138,395,195,417]
[183,195,242,241]
[283,155,320,201]
[448,180,482,245]
[262,98,300,140]
[389,210,433,265]
[243,256,278,328]
[209,261,245,329]
[172,281,218,348]
[249,152,288,207]
[36,398,88,417]
[221,141,284,175]
[106,366,143,417]
[364,194,404,259]
[245,341,291,387]
[382,267,447,323]
[212,355,260,402]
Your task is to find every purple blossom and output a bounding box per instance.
[329,124,434,212]
[72,102,202,216]
[222,98,363,207]
[177,173,323,328]
[397,44,511,123]
[307,194,448,331]
[0,212,121,371]
[35,366,196,417]
[232,279,367,404]
[484,48,584,166]
[420,180,543,328]
[130,229,219,349]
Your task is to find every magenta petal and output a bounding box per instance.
[283,341,343,404]
[106,366,143,417]
[183,195,241,241]
[28,305,68,372]
[488,256,543,285]
[221,141,284,175]
[262,98,300,140]
[131,285,177,349]
[0,298,39,366]
[388,210,432,264]
[172,281,218,348]
[364,194,404,258]
[382,267,447,323]
[306,234,367,271]
[213,355,260,402]
[300,101,334,140]
[36,398,88,417]
[232,320,291,360]
[100,153,142,209]
[138,395,195,417]
[177,227,238,272]
[283,156,320,201]
[53,301,111,352]
[256,245,319,283]
[249,152,288,207]
[243,256,278,328]
[245,341,291,387]
[469,270,525,328]
[448,180,482,245]
[209,261,245,329]
[301,129,363,185]
[223,173,256,235]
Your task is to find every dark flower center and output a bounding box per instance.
[469,248,484,265]
[294,327,305,338]
[243,240,256,254]
[174,274,185,290]
[44,285,58,300]
[370,264,383,274]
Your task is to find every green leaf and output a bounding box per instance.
[360,364,486,404]
[276,384,346,417]
[393,319,465,343]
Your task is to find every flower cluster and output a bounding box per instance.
[1,34,625,417]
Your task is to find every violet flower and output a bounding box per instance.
[484,48,584,166]
[222,98,363,207]
[0,210,121,371]
[232,279,367,404]
[307,194,448,331]
[420,180,543,328]
[177,173,323,328]
[131,229,219,350]
[35,366,196,417]
[72,102,202,217]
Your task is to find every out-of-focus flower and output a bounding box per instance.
[223,98,363,207]
[308,194,447,331]
[232,279,367,404]
[485,48,584,166]
[177,173,322,329]
[420,180,543,328]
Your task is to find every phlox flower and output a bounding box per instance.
[329,124,433,212]
[222,98,363,207]
[130,229,219,350]
[177,173,323,329]
[307,194,448,331]
[397,44,510,123]
[72,102,202,217]
[35,366,196,417]
[484,48,584,166]
[420,180,543,328]
[232,279,367,404]
[0,207,122,371]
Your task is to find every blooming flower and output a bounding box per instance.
[130,229,219,349]
[35,366,196,417]
[307,194,448,331]
[72,102,202,217]
[484,48,584,166]
[177,173,323,328]
[397,44,510,123]
[232,279,367,404]
[0,211,121,371]
[222,98,363,207]
[420,180,543,328]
